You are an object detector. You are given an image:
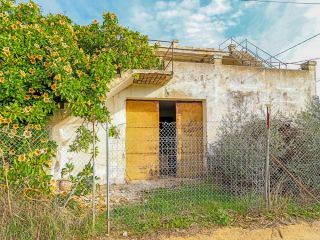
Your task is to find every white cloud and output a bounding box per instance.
[130,0,243,47]
[199,0,230,15]
[155,1,169,10]
[244,3,320,96]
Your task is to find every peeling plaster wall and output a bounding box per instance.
[112,63,314,150]
[51,62,316,184]
[49,116,109,184]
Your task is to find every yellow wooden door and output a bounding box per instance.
[126,100,159,181]
[176,102,203,178]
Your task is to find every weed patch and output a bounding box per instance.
[111,184,256,235]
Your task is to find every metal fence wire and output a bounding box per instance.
[0,126,56,169]
[269,114,320,204]
[106,106,320,235]
[1,104,320,236]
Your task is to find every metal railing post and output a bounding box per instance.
[171,41,174,73]
[245,39,248,53]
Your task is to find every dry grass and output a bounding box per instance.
[0,189,106,240]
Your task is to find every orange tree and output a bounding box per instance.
[0,0,159,193]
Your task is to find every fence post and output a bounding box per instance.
[265,105,271,210]
[92,121,96,232]
[105,121,110,236]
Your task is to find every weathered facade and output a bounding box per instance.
[50,43,317,184]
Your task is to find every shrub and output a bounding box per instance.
[0,125,57,194]
[0,0,160,195]
[208,105,269,195]
[208,98,320,200]
[279,97,320,196]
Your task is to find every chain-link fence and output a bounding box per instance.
[107,120,266,235]
[0,124,57,199]
[105,104,320,235]
[269,111,320,205]
[0,125,56,176]
[2,103,320,237]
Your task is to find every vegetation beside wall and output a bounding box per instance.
[208,97,320,199]
[0,0,159,193]
[0,0,160,238]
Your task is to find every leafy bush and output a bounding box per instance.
[208,98,320,200]
[276,97,320,197]
[0,0,159,124]
[0,125,57,193]
[0,0,159,237]
[208,105,268,194]
[0,0,160,195]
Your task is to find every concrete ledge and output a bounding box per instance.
[107,69,173,98]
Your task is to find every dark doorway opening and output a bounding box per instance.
[159,101,177,177]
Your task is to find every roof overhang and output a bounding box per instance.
[107,69,172,98]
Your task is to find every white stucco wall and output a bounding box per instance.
[108,62,315,145]
[50,62,316,184]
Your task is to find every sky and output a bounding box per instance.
[20,0,320,95]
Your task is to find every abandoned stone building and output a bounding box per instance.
[50,40,317,184]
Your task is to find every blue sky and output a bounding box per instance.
[20,0,320,93]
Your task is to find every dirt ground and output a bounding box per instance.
[161,221,320,240]
[98,180,320,240]
[97,178,200,206]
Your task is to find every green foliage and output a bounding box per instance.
[68,162,99,196]
[65,121,100,197]
[68,125,94,153]
[0,0,160,194]
[286,202,320,219]
[209,99,320,199]
[0,0,159,124]
[109,124,120,138]
[111,184,320,236]
[0,125,57,193]
[60,162,74,179]
[285,97,320,193]
[209,105,268,194]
